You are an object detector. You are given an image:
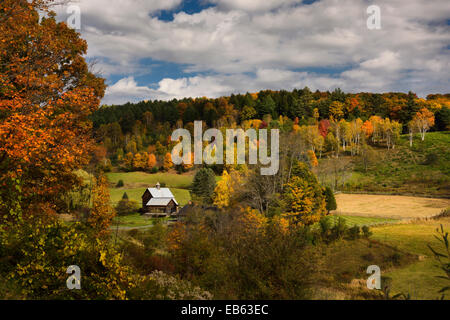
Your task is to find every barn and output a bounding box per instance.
[141,182,179,217]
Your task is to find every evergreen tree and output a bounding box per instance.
[192,168,216,204]
[258,95,276,118]
[324,187,337,213]
[435,106,450,131]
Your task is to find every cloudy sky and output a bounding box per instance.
[55,0,450,104]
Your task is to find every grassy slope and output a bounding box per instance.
[106,172,194,189]
[371,217,450,299]
[330,215,398,227]
[112,213,169,228]
[343,131,450,197]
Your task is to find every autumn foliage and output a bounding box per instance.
[0,0,105,219]
[88,176,115,238]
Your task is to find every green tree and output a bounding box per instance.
[192,168,216,204]
[115,198,140,216]
[324,187,337,214]
[434,107,450,131]
[258,95,276,118]
[240,106,257,121]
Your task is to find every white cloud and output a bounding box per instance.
[103,77,159,104]
[53,0,450,103]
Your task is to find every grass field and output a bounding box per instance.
[371,217,450,299]
[332,194,450,219]
[329,215,398,227]
[112,213,169,228]
[106,171,194,189]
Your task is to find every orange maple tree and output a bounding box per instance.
[0,0,106,220]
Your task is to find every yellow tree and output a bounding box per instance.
[147,153,157,170]
[213,169,242,208]
[88,176,115,238]
[369,116,383,143]
[213,170,232,208]
[282,162,327,226]
[163,152,173,171]
[412,108,435,141]
[329,101,344,120]
[123,152,134,170]
[307,150,318,167]
[182,152,194,171]
[132,153,146,170]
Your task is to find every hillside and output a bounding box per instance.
[319,131,450,197]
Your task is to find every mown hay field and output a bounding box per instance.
[332,193,450,219]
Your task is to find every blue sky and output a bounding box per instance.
[55,0,450,104]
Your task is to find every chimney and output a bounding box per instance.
[156,182,160,190]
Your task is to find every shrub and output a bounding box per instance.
[128,229,139,238]
[318,216,333,241]
[388,253,402,266]
[128,271,212,300]
[332,217,348,240]
[116,180,124,188]
[115,199,140,216]
[347,225,361,240]
[0,217,135,299]
[362,225,372,238]
[424,152,439,165]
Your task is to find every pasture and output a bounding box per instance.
[106,171,194,189]
[371,217,450,299]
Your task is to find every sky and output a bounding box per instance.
[54,0,450,105]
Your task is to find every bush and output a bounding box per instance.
[116,180,124,188]
[151,167,159,173]
[115,199,140,216]
[388,253,402,266]
[128,271,212,300]
[332,217,348,240]
[362,225,372,238]
[0,217,135,299]
[347,225,361,240]
[424,152,439,165]
[318,216,333,241]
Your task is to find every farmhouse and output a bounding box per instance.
[141,182,179,216]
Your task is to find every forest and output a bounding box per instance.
[91,88,449,175]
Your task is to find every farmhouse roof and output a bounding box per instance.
[147,187,175,199]
[145,187,178,206]
[146,198,176,206]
